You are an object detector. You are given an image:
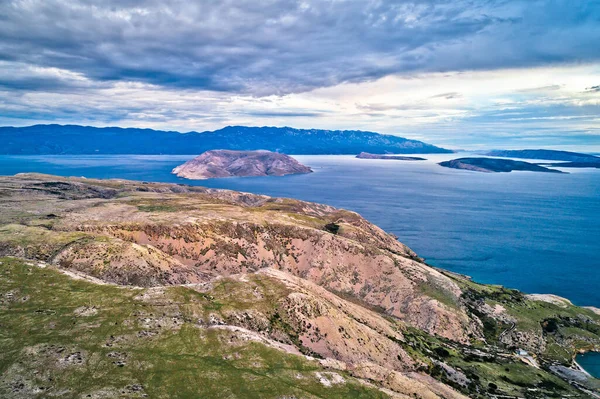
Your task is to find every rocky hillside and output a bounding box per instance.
[172,150,312,179]
[0,174,599,398]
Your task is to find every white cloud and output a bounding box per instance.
[1,64,598,150]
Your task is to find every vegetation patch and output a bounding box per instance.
[417,277,460,310]
[324,223,340,234]
[0,257,387,399]
[0,224,89,260]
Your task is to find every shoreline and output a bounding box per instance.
[574,359,593,378]
[574,350,600,378]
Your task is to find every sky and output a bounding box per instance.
[0,0,599,150]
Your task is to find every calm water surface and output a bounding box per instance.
[1,154,599,307]
[576,352,600,379]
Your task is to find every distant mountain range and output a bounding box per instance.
[0,124,452,155]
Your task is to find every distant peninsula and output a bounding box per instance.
[0,124,452,155]
[172,150,312,179]
[439,157,565,173]
[542,161,600,169]
[356,152,426,160]
[485,149,600,162]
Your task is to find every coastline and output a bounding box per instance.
[575,350,600,378]
[0,155,599,308]
[574,359,593,377]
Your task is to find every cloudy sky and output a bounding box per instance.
[1,0,599,149]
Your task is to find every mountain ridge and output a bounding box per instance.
[0,124,452,155]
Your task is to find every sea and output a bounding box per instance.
[576,351,600,379]
[0,153,598,310]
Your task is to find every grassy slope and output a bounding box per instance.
[456,276,600,363]
[0,257,387,399]
[400,327,584,398]
[394,273,600,398]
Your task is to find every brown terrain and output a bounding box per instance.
[172,149,313,179]
[1,173,599,398]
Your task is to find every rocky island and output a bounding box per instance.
[356,152,426,160]
[439,157,565,173]
[543,161,600,169]
[0,173,598,398]
[486,149,600,163]
[172,150,312,179]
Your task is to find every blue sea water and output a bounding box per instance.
[0,154,599,308]
[576,352,600,379]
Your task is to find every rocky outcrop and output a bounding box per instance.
[172,150,312,179]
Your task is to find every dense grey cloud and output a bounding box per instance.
[1,0,599,96]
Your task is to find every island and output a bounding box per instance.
[485,149,600,162]
[538,162,600,169]
[540,162,600,169]
[356,152,426,160]
[439,157,566,173]
[172,149,312,179]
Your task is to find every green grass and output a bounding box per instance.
[125,197,200,213]
[207,275,290,313]
[0,257,387,398]
[451,272,600,363]
[457,361,573,397]
[400,324,592,398]
[0,224,89,260]
[416,277,460,310]
[494,299,600,362]
[137,204,179,212]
